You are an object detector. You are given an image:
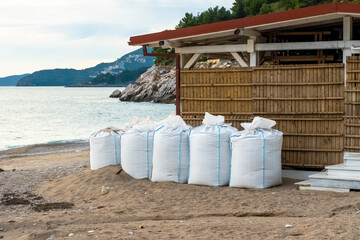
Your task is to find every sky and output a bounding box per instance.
[0,0,234,77]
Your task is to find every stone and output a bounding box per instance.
[101,186,109,195]
[120,65,175,104]
[109,89,122,98]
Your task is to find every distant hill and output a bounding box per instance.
[79,67,149,87]
[17,48,155,86]
[0,74,30,86]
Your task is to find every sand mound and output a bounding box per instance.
[33,166,360,239]
[37,166,359,220]
[2,146,360,239]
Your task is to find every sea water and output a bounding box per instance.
[0,87,174,151]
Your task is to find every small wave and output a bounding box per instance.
[46,139,88,145]
[0,138,88,152]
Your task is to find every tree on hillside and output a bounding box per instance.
[231,0,246,18]
[152,47,175,66]
[176,6,232,28]
[176,13,200,28]
[231,0,360,18]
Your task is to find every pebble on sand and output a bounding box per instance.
[101,186,109,195]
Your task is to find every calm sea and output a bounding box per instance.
[0,87,174,151]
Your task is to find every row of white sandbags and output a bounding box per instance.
[90,113,283,189]
[89,114,188,182]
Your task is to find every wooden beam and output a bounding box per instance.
[176,44,247,54]
[175,40,360,54]
[183,53,201,69]
[255,40,360,51]
[230,52,248,67]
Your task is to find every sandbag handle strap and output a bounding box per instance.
[151,125,164,181]
[257,129,266,189]
[110,130,119,165]
[187,126,197,183]
[146,131,150,179]
[177,131,182,183]
[217,125,221,187]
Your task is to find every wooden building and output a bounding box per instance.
[128,3,360,169]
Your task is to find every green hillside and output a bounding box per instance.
[0,74,30,86]
[16,48,155,86]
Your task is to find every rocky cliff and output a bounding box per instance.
[119,59,240,104]
[120,65,176,104]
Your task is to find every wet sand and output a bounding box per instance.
[1,143,360,239]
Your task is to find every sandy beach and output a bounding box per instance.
[1,143,360,239]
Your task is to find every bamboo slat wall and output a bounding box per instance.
[252,64,344,168]
[344,56,360,152]
[181,64,344,168]
[181,68,253,129]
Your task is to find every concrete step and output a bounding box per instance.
[309,172,360,190]
[344,152,360,160]
[299,185,350,192]
[294,180,310,186]
[344,152,360,166]
[344,159,360,167]
[325,164,360,177]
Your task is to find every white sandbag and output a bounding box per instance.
[188,112,237,186]
[121,116,160,179]
[240,116,276,130]
[152,115,191,183]
[89,127,123,170]
[230,123,283,188]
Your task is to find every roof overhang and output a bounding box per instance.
[128,3,360,48]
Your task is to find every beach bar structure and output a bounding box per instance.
[129,3,360,169]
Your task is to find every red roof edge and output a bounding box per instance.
[128,2,360,46]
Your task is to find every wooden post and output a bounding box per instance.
[343,16,353,87]
[176,54,181,115]
[249,36,259,67]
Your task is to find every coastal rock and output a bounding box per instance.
[109,89,122,98]
[119,59,242,104]
[120,65,175,104]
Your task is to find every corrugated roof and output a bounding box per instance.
[128,2,360,46]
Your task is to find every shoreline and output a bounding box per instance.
[0,141,89,159]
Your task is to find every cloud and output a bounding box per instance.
[0,0,234,77]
